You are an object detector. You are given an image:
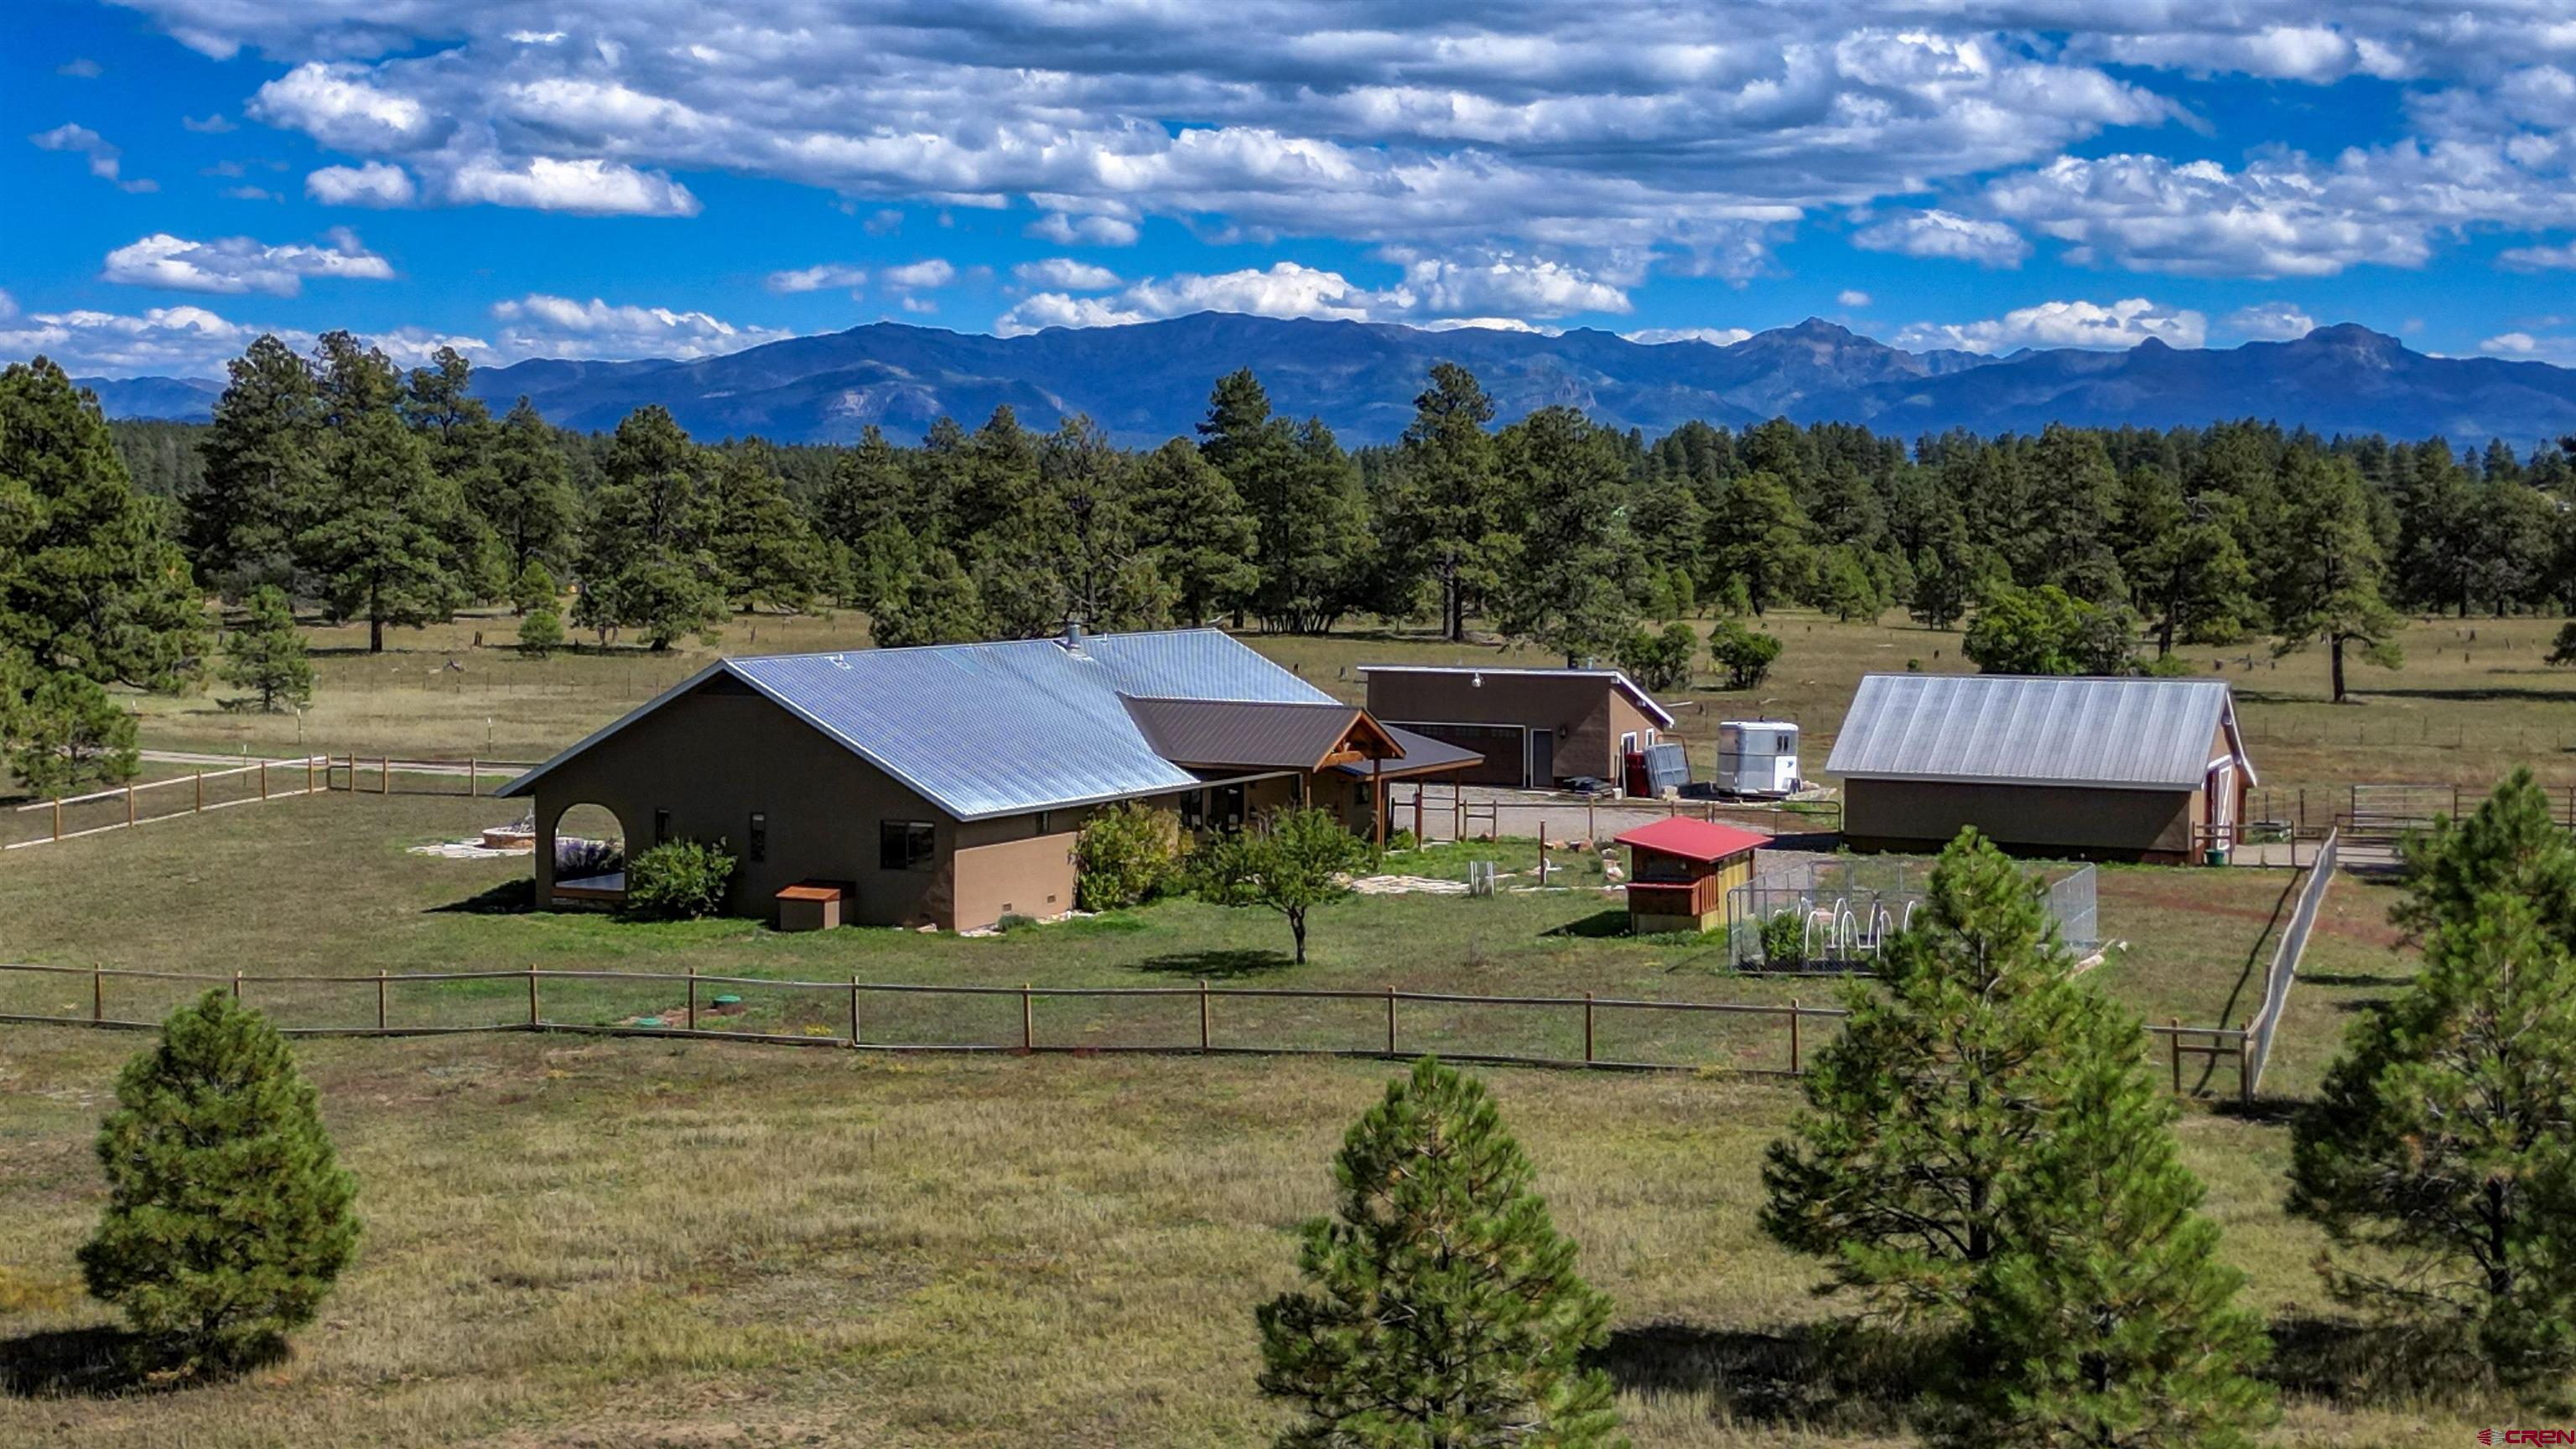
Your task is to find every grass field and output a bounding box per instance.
[97,604,2576,805]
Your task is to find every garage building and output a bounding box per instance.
[1358,665,1675,790]
[1826,673,2255,863]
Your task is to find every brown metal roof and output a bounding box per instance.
[1121,696,1400,771]
[1329,724,1484,780]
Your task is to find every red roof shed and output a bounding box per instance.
[1613,817,1771,863]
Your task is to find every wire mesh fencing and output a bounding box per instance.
[1722,857,2100,969]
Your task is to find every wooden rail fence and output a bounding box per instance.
[4,756,332,850]
[0,961,2252,1095]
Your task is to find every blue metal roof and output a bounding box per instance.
[501,629,1343,820]
[1825,673,2251,791]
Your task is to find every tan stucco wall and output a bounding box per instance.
[1365,674,1655,785]
[952,831,1080,930]
[1842,777,2199,862]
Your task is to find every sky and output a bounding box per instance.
[8,0,2576,379]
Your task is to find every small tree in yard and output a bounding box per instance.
[2290,773,2576,1386]
[1073,800,1186,911]
[1258,1057,1623,1448]
[1192,806,1371,963]
[621,839,737,920]
[1707,615,1782,690]
[218,584,313,712]
[10,669,139,796]
[517,600,564,657]
[512,558,558,616]
[79,991,359,1373]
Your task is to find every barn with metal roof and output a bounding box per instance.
[1824,673,2255,863]
[500,627,1476,930]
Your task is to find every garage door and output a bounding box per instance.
[1387,721,1527,787]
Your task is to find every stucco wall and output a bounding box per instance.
[1842,777,2199,861]
[952,831,1080,930]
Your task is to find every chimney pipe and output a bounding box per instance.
[1060,616,1087,653]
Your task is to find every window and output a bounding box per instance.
[652,808,672,845]
[879,820,936,871]
[747,812,767,864]
[1179,790,1205,831]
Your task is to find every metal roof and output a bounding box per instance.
[1121,696,1385,771]
[500,629,1343,819]
[1613,816,1772,862]
[1329,724,1485,780]
[1353,663,1679,728]
[1824,673,2252,791]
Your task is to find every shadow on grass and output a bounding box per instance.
[2302,971,2412,989]
[1543,908,1633,940]
[2266,1315,2496,1407]
[1596,1321,1932,1432]
[1134,948,1296,979]
[428,879,536,915]
[0,1324,283,1399]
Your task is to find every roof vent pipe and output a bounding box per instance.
[1060,616,1087,655]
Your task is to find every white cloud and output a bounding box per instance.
[995,253,1623,335]
[2501,242,2576,271]
[879,258,956,289]
[249,63,434,151]
[1851,210,2029,267]
[1896,298,2208,354]
[1622,326,1753,347]
[1389,252,1631,317]
[2482,331,2541,355]
[0,304,262,375]
[443,156,699,216]
[2220,301,2317,341]
[58,59,103,79]
[1836,289,1871,308]
[306,162,416,207]
[222,184,280,201]
[29,122,155,192]
[487,293,795,360]
[1028,213,1142,247]
[181,112,235,133]
[766,262,868,294]
[1012,257,1122,290]
[100,230,395,297]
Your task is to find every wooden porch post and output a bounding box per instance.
[1372,753,1385,853]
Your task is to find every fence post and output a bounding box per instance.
[1789,999,1801,1075]
[231,969,242,1003]
[1021,984,1034,1052]
[377,969,388,1031]
[1583,991,1595,1064]
[686,966,698,1031]
[2168,1018,2182,1095]
[259,761,268,801]
[468,759,479,797]
[1198,978,1211,1053]
[382,757,392,796]
[848,976,860,1046]
[91,966,102,1023]
[2237,1033,2252,1104]
[1385,986,1397,1057]
[308,756,318,795]
[52,797,61,842]
[527,968,538,1027]
[195,769,203,813]
[126,782,137,827]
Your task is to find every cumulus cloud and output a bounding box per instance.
[2501,242,2576,271]
[2482,331,2541,355]
[306,161,416,207]
[1012,258,1122,291]
[1896,298,2208,354]
[444,156,699,216]
[1029,213,1140,247]
[100,230,395,297]
[249,63,435,152]
[1836,289,1871,308]
[2221,301,2317,340]
[879,259,956,290]
[1623,326,1754,347]
[1851,209,2030,267]
[486,294,795,360]
[995,254,1626,335]
[0,304,262,375]
[29,122,156,192]
[767,263,868,294]
[58,59,103,79]
[182,113,235,133]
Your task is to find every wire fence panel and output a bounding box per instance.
[1722,858,2099,969]
[2244,829,2338,1096]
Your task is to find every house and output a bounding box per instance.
[1614,817,1769,934]
[1825,673,2256,863]
[1357,665,1677,791]
[498,626,1478,930]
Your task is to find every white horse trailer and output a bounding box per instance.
[1712,720,1800,797]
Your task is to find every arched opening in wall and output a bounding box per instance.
[553,802,628,896]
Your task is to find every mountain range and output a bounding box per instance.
[74,314,2576,448]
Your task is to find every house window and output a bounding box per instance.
[1179,790,1205,831]
[653,808,672,845]
[1620,732,1639,754]
[879,820,936,871]
[747,813,767,864]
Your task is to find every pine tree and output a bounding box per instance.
[1494,406,1639,665]
[2290,774,2576,1385]
[573,407,724,650]
[2268,451,2403,703]
[1258,1057,1623,1449]
[870,546,990,647]
[189,335,322,596]
[517,599,564,657]
[1762,828,2094,1328]
[709,444,827,614]
[1390,362,1506,641]
[1952,997,2274,1447]
[79,991,360,1372]
[1132,437,1257,626]
[476,397,577,589]
[512,558,559,616]
[218,584,313,713]
[1706,471,1811,616]
[295,335,465,652]
[9,668,139,795]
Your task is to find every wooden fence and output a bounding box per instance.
[1390,782,1840,845]
[321,756,535,797]
[3,756,332,850]
[0,961,2254,1095]
[2242,829,2339,1096]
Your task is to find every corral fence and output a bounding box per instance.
[2241,829,2340,1096]
[2,756,330,851]
[319,756,536,798]
[1388,781,1840,847]
[0,961,2255,1098]
[1722,857,2099,970]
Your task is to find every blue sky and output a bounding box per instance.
[9,0,2576,378]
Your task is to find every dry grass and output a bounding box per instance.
[0,1031,2519,1449]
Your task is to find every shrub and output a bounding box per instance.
[1760,908,1808,969]
[517,604,565,657]
[1616,620,1698,691]
[80,991,359,1373]
[1074,800,1187,911]
[1384,828,1419,853]
[1708,616,1784,690]
[622,838,737,920]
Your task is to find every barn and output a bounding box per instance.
[1825,673,2255,864]
[1357,665,1676,791]
[499,627,1476,931]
